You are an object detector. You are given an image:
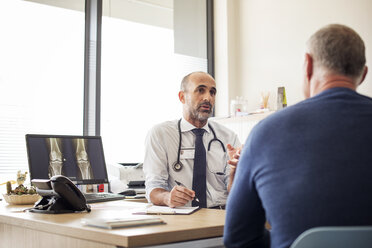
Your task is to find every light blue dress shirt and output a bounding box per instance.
[143,118,240,208]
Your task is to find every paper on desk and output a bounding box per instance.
[133,205,199,215]
[81,215,165,229]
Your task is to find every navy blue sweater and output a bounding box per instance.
[224,88,372,248]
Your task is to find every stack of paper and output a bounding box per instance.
[81,215,165,229]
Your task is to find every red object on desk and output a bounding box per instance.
[98,184,104,192]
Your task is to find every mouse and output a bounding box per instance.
[118,189,137,196]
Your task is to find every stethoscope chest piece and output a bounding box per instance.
[173,119,225,173]
[173,161,183,172]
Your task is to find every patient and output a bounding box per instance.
[224,24,372,248]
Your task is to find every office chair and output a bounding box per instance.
[290,226,372,248]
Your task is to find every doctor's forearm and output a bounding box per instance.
[149,188,171,206]
[227,167,237,193]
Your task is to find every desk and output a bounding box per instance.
[0,200,225,248]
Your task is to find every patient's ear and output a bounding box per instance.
[358,66,368,86]
[302,53,313,98]
[305,53,313,82]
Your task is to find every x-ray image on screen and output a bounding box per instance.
[46,138,64,178]
[72,138,94,180]
[26,135,108,185]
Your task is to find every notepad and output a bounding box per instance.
[81,215,165,229]
[134,205,200,215]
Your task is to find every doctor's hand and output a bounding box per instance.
[227,144,243,169]
[227,144,243,192]
[165,186,195,208]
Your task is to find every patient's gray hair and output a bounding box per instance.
[307,24,366,78]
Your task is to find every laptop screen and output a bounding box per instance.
[26,134,109,185]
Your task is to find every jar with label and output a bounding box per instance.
[230,97,246,116]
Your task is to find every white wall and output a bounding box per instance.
[214,0,372,116]
[26,0,173,29]
[103,0,173,29]
[174,0,207,58]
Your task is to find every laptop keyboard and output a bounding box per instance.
[84,193,125,203]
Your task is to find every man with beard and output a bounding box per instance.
[143,71,241,208]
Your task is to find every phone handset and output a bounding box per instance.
[50,175,90,212]
[30,175,91,214]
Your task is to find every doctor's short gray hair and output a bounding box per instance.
[180,71,210,92]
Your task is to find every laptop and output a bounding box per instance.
[25,134,125,203]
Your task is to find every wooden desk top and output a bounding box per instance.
[0,200,225,247]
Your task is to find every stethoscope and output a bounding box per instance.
[173,118,226,173]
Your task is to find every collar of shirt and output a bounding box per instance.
[180,118,211,134]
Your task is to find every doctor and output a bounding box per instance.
[143,71,241,209]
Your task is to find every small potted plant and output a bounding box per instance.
[3,171,40,205]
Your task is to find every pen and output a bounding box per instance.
[175,180,199,202]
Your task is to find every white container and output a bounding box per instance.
[230,97,247,116]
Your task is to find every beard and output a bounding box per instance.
[189,102,213,121]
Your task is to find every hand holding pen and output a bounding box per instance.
[175,180,199,203]
[165,181,196,208]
